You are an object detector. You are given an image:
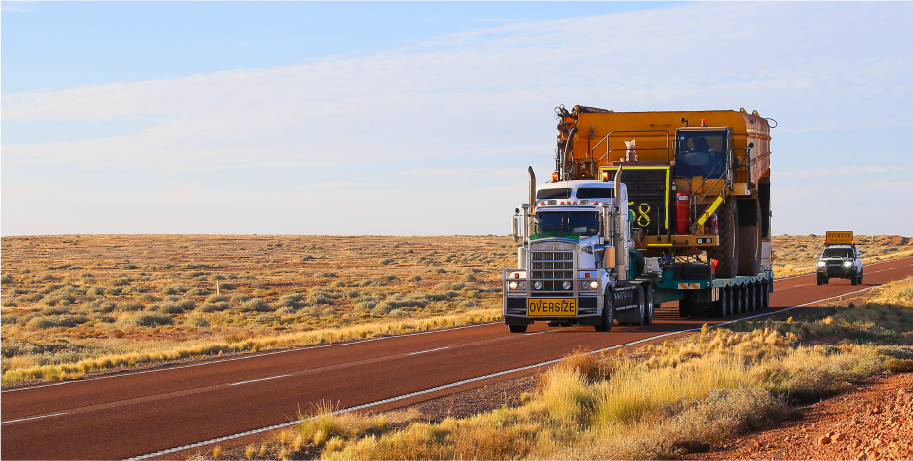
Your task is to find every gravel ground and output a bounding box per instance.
[690,372,913,461]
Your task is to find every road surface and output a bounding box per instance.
[3,257,912,460]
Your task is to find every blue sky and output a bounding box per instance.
[2,1,912,236]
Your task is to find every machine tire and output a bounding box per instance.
[508,324,528,333]
[725,287,734,315]
[737,199,762,276]
[747,283,756,311]
[713,287,727,317]
[708,199,739,278]
[762,282,770,309]
[595,291,615,332]
[643,284,655,325]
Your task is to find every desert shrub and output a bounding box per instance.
[229,294,250,305]
[307,288,342,305]
[1,274,13,284]
[1,299,18,307]
[205,294,229,304]
[409,275,422,282]
[241,298,274,312]
[159,285,188,295]
[37,272,55,281]
[218,282,235,290]
[156,301,186,314]
[433,282,466,291]
[380,258,394,265]
[39,306,70,316]
[210,274,226,281]
[128,313,174,327]
[41,293,74,307]
[184,316,211,328]
[186,288,210,297]
[26,316,59,329]
[199,301,230,312]
[462,273,478,282]
[278,293,305,309]
[300,305,339,318]
[103,287,122,296]
[314,271,338,278]
[2,315,18,325]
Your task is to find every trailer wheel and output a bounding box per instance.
[736,199,762,276]
[724,287,733,316]
[761,282,770,309]
[712,288,726,317]
[747,283,756,311]
[509,325,528,333]
[708,199,739,278]
[595,291,615,332]
[643,284,654,324]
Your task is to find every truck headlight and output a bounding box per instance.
[579,280,599,290]
[508,281,526,290]
[817,261,825,268]
[533,281,543,290]
[562,281,572,290]
[844,261,852,267]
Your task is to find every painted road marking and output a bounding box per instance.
[3,412,68,425]
[4,323,499,393]
[407,347,450,356]
[126,277,913,461]
[228,374,291,386]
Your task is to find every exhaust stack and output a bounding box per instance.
[528,167,536,212]
[614,167,627,281]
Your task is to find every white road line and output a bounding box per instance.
[228,374,291,386]
[4,322,499,393]
[406,347,450,356]
[126,280,913,461]
[525,332,546,336]
[2,412,68,425]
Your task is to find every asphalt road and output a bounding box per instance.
[3,257,912,460]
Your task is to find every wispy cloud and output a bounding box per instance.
[3,2,911,173]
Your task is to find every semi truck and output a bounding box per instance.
[503,107,774,332]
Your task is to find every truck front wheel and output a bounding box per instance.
[595,292,615,332]
[508,324,528,333]
[643,284,654,325]
[850,271,858,286]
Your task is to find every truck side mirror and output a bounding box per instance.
[814,254,820,258]
[748,142,754,148]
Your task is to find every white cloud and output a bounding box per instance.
[3,2,912,236]
[3,2,911,172]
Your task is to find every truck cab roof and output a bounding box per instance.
[535,180,622,204]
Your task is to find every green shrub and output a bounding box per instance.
[1,274,13,284]
[241,298,273,312]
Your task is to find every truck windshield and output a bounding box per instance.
[676,130,727,179]
[822,248,854,258]
[535,211,599,238]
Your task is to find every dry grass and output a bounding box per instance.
[0,235,512,384]
[258,278,913,461]
[2,234,909,384]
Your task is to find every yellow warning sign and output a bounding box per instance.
[825,231,853,245]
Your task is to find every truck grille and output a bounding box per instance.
[530,251,574,293]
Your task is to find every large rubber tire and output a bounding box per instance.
[737,199,762,276]
[595,291,615,332]
[643,284,655,325]
[858,270,863,285]
[712,287,727,317]
[633,285,646,326]
[724,287,733,315]
[762,282,770,309]
[508,324,528,333]
[708,199,739,278]
[816,273,824,286]
[851,270,858,286]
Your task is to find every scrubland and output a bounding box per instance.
[255,277,913,461]
[772,234,913,278]
[0,235,512,383]
[1,234,910,385]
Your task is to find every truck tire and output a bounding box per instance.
[761,282,770,309]
[851,270,858,286]
[816,273,824,286]
[858,270,863,285]
[509,324,528,333]
[643,284,655,324]
[737,199,762,276]
[595,291,615,332]
[708,199,739,278]
[712,287,727,317]
[724,287,734,315]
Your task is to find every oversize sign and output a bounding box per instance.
[528,298,576,316]
[825,231,853,245]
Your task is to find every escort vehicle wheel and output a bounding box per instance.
[816,273,824,286]
[508,325,528,333]
[708,199,739,278]
[644,284,655,324]
[595,291,615,332]
[858,271,863,285]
